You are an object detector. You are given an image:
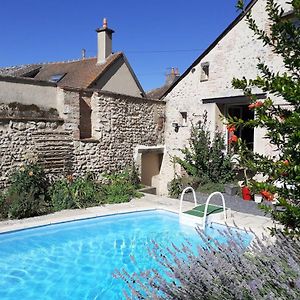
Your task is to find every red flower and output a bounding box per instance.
[248,101,264,110]
[227,125,236,132]
[283,160,289,166]
[255,101,264,108]
[229,134,238,143]
[260,190,274,201]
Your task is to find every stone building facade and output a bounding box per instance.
[155,0,291,195]
[0,77,165,189]
[0,18,166,190]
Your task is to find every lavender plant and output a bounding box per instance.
[115,228,300,300]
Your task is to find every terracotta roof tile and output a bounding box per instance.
[0,52,123,89]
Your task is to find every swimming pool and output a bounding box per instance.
[0,210,252,299]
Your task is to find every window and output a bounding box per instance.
[180,112,187,126]
[79,97,92,139]
[200,62,209,82]
[49,73,66,82]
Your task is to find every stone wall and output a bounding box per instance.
[66,89,165,176]
[0,117,71,188]
[0,89,165,187]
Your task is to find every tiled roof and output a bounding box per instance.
[0,52,123,89]
[146,85,171,99]
[0,65,33,76]
[147,71,180,99]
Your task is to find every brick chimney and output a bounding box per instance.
[165,67,180,86]
[96,18,114,64]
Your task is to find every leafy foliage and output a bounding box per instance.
[49,175,102,211]
[1,164,51,219]
[101,170,142,204]
[167,176,197,198]
[229,0,300,235]
[128,163,142,189]
[116,229,300,300]
[175,111,234,186]
[0,164,142,219]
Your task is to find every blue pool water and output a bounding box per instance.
[0,210,252,299]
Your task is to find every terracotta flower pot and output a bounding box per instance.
[242,186,252,200]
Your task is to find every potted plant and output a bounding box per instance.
[241,170,252,201]
[254,193,263,203]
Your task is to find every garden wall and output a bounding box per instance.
[0,88,165,188]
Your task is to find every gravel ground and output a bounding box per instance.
[182,192,272,217]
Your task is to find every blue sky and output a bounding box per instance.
[0,0,243,91]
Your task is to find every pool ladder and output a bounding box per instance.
[179,187,227,231]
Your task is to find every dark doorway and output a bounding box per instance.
[227,105,254,150]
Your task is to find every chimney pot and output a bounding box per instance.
[165,67,180,86]
[81,48,86,60]
[103,18,107,29]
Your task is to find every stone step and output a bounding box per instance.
[139,186,156,195]
[38,148,72,152]
[39,153,70,161]
[40,156,67,162]
[34,139,73,143]
[32,131,71,136]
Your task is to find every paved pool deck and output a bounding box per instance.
[0,194,274,237]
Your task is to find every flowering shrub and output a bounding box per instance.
[116,229,300,299]
[0,165,142,219]
[49,175,103,211]
[1,163,51,219]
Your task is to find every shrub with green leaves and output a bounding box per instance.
[0,165,143,219]
[167,176,198,198]
[3,163,51,219]
[49,178,74,211]
[0,191,9,220]
[116,229,300,300]
[50,175,103,211]
[128,163,142,189]
[173,111,234,193]
[101,170,142,204]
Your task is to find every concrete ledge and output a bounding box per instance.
[0,194,273,237]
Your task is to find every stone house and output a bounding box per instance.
[0,19,165,189]
[153,0,292,195]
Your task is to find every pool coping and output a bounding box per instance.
[0,209,167,236]
[0,194,274,237]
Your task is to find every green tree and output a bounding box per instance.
[176,111,234,185]
[229,0,300,235]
